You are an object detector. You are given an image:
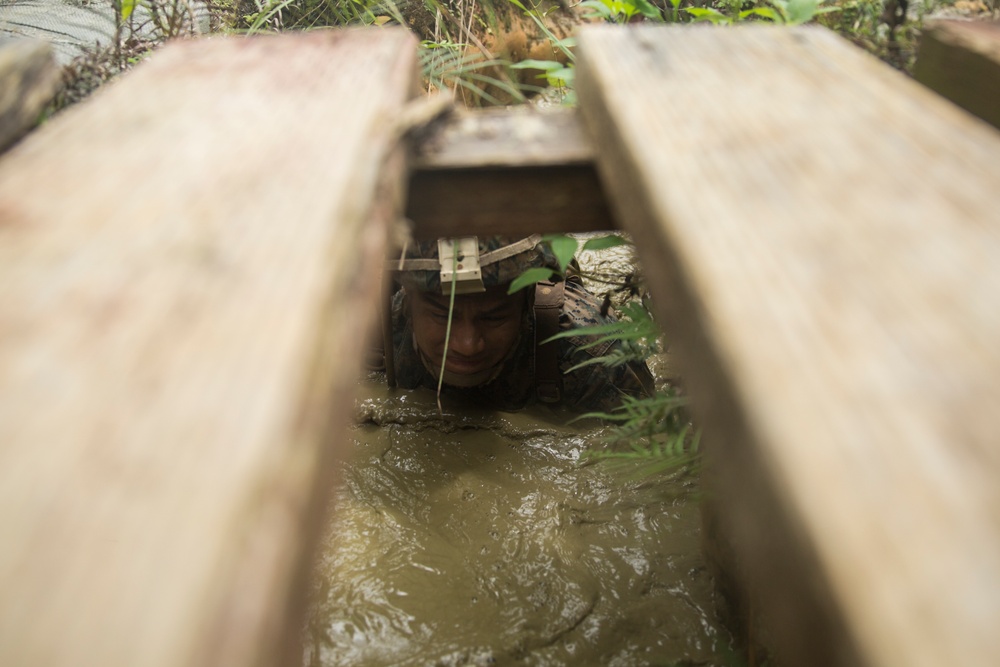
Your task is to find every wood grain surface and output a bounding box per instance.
[406,108,617,237]
[0,28,416,667]
[577,24,1000,667]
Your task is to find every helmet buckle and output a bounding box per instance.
[438,237,485,295]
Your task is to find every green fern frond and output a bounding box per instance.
[564,348,650,375]
[584,426,701,480]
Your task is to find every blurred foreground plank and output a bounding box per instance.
[0,29,416,667]
[577,24,1000,667]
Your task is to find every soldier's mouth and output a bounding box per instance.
[439,356,504,387]
[444,355,491,374]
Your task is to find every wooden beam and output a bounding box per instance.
[0,39,60,152]
[0,29,416,667]
[406,108,617,238]
[577,24,1000,667]
[914,19,1000,130]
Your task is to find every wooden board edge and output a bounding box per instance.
[178,29,420,667]
[411,107,594,169]
[574,25,873,667]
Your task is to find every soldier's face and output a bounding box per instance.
[408,285,527,381]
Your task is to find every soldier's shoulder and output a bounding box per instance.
[561,280,606,325]
[558,281,615,358]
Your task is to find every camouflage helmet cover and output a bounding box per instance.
[392,234,560,292]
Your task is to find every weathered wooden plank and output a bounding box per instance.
[914,19,1000,129]
[412,107,593,168]
[0,39,60,151]
[406,107,617,238]
[0,28,416,667]
[577,24,1000,667]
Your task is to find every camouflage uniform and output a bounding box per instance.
[391,277,654,413]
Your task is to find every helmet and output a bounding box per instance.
[391,234,560,294]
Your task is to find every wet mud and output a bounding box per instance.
[305,380,733,666]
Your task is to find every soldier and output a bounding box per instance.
[380,234,655,412]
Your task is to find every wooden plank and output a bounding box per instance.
[577,24,1000,667]
[406,107,617,238]
[412,107,593,168]
[0,28,416,667]
[0,39,60,152]
[914,19,1000,129]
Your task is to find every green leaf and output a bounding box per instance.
[549,66,575,86]
[740,6,781,20]
[120,0,137,21]
[544,234,580,273]
[785,0,821,24]
[582,234,629,251]
[632,0,664,19]
[510,59,564,72]
[507,267,556,294]
[684,7,731,23]
[580,0,615,18]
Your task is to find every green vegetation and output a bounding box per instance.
[511,234,701,481]
[46,0,991,116]
[581,392,700,479]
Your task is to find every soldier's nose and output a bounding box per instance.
[449,320,486,357]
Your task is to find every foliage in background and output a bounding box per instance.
[48,0,214,115]
[505,0,577,104]
[510,0,842,107]
[420,40,531,106]
[53,0,989,118]
[239,0,382,32]
[113,0,215,47]
[503,0,990,100]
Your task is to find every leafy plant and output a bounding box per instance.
[508,233,630,293]
[420,40,530,105]
[505,0,579,105]
[241,0,383,31]
[114,0,210,41]
[580,0,666,22]
[546,300,660,372]
[684,0,838,24]
[510,58,575,91]
[581,391,700,479]
[737,0,839,24]
[508,234,698,480]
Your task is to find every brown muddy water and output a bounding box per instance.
[303,378,735,666]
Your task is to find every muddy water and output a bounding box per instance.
[305,380,733,666]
